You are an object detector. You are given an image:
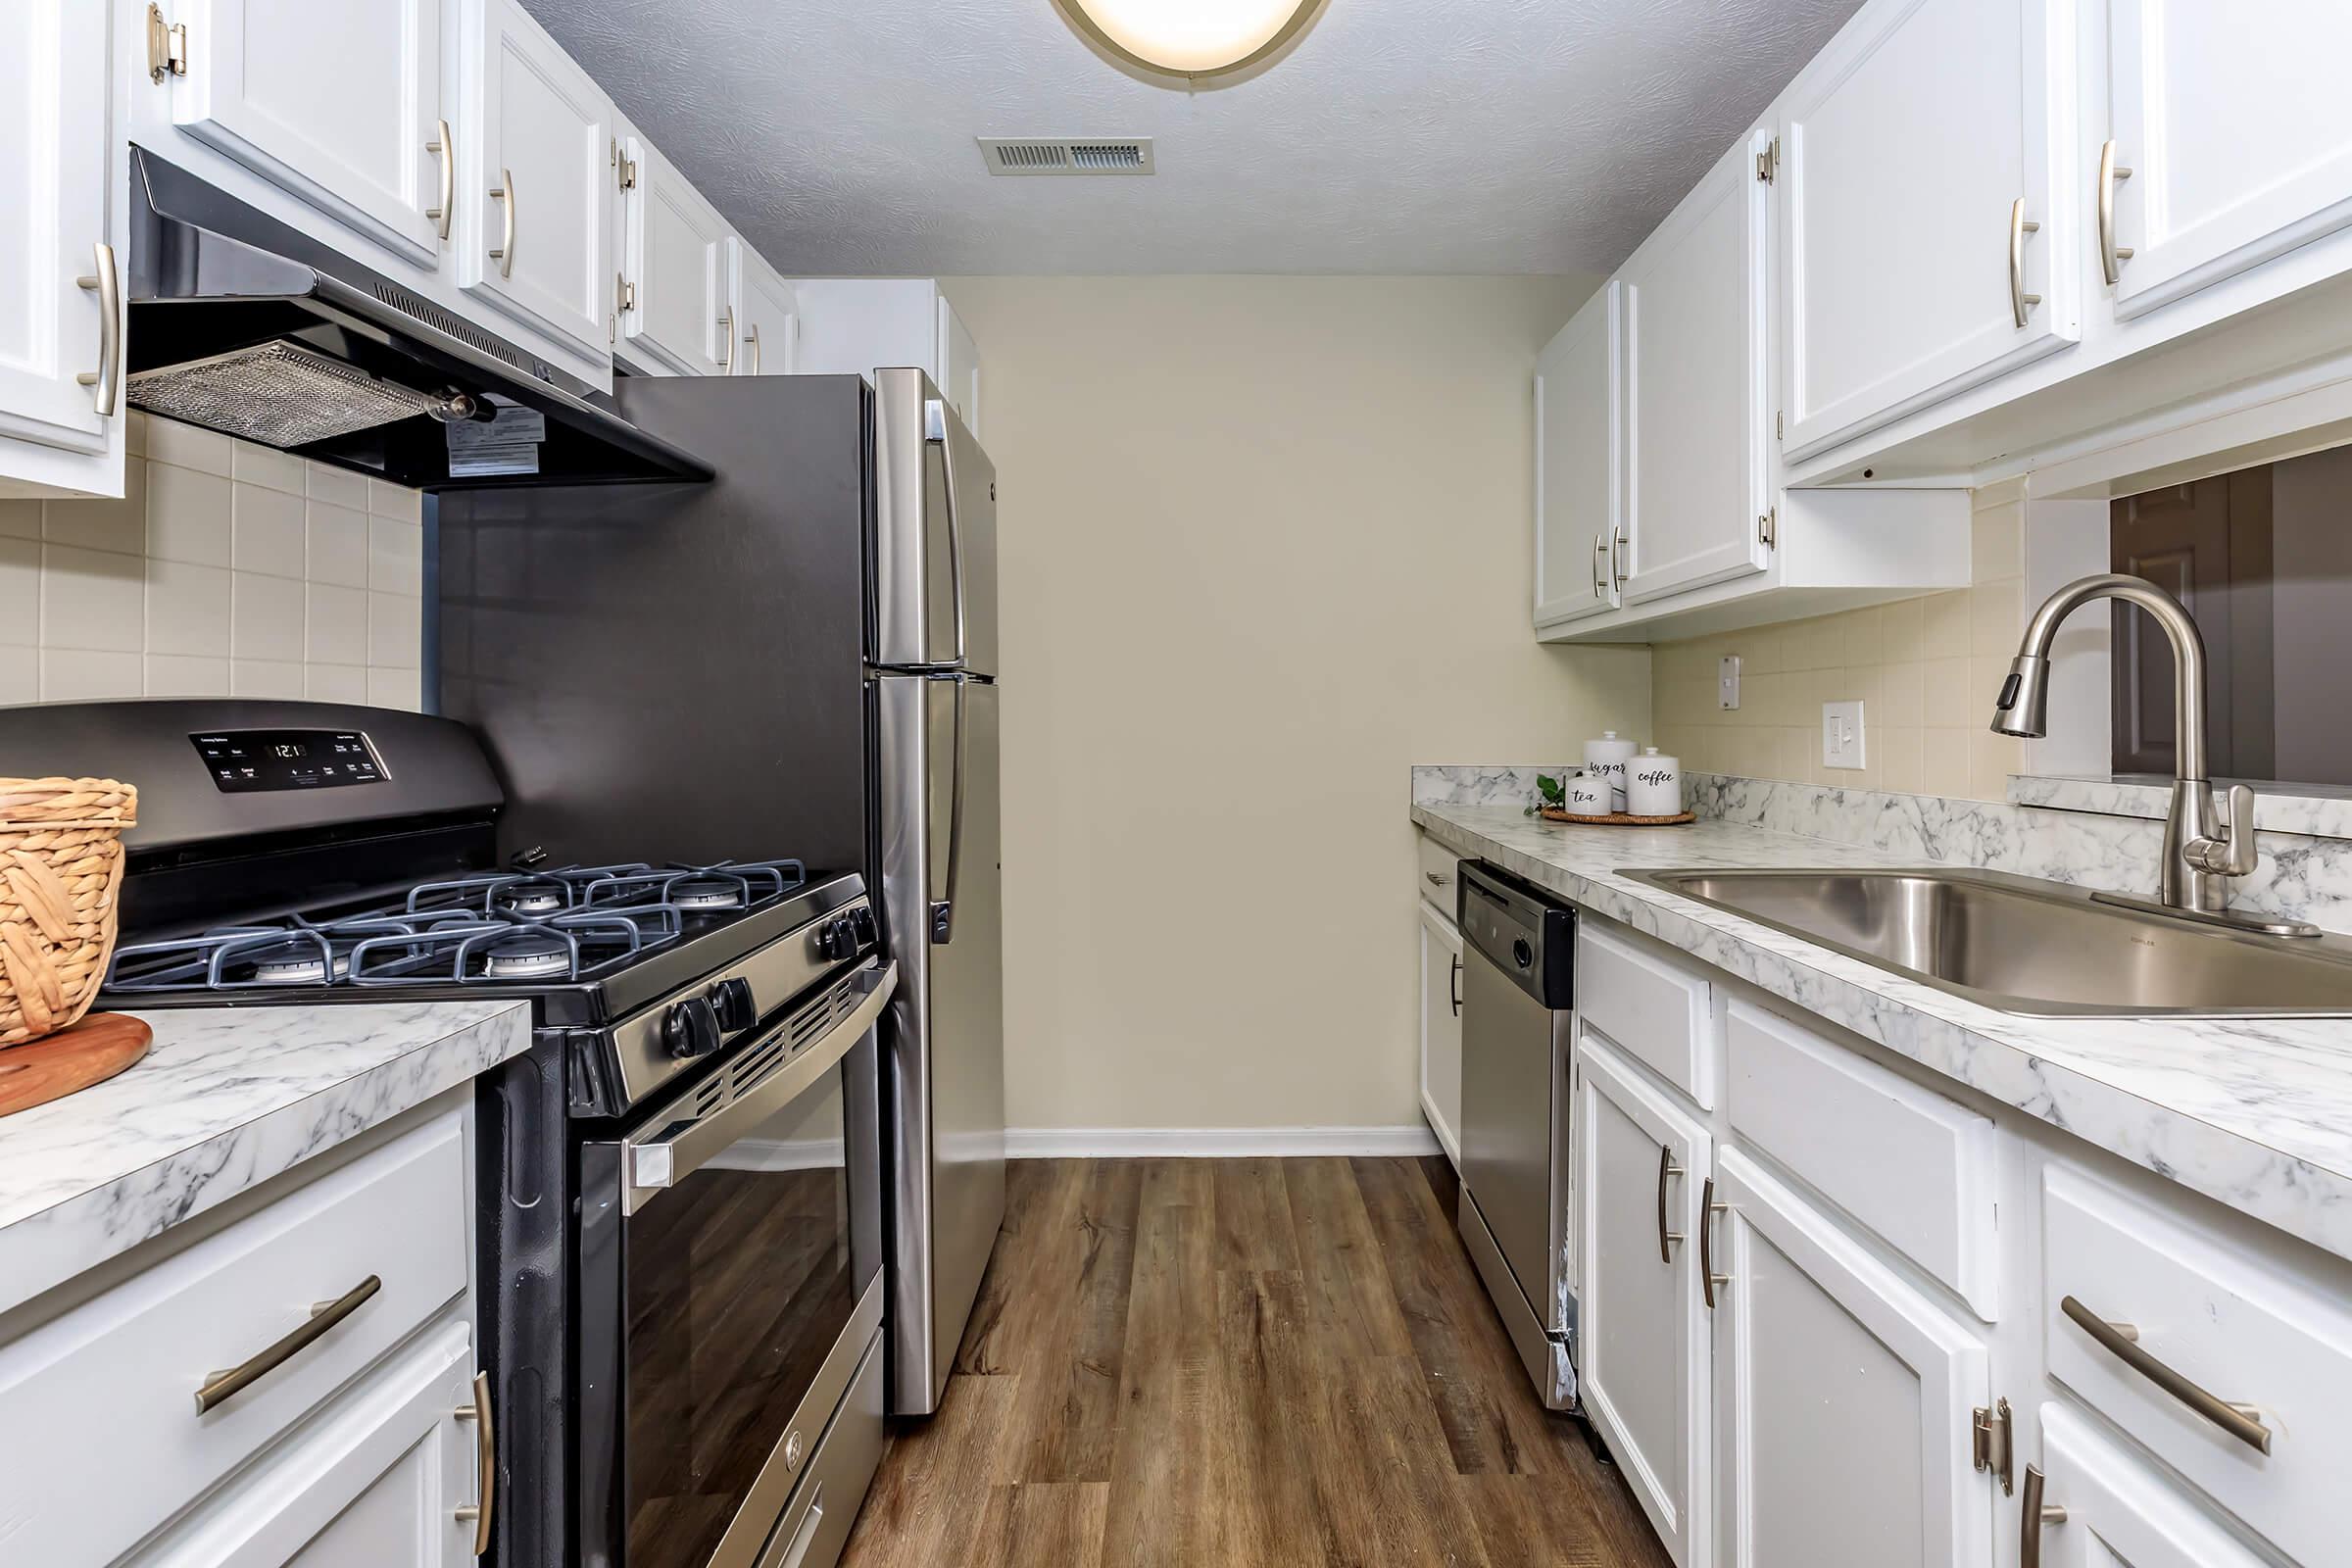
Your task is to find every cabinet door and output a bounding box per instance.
[171,0,446,267]
[460,0,612,363]
[1533,282,1623,628]
[1578,1035,1711,1568]
[1779,0,2078,461]
[2027,1403,2265,1568]
[2106,0,2352,319]
[1621,134,1772,606]
[0,1,121,485]
[1712,1149,1991,1568]
[129,1325,482,1567]
[1417,903,1463,1167]
[621,136,730,376]
[938,294,981,436]
[731,241,801,376]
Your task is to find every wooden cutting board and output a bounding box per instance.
[0,1013,153,1118]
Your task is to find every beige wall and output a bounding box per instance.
[944,275,1650,1134]
[1650,487,2028,802]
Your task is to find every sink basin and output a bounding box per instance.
[1625,866,2352,1017]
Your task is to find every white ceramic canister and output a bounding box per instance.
[1628,746,1682,816]
[1583,731,1638,811]
[1566,773,1611,815]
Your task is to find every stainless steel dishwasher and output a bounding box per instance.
[1455,860,1578,1410]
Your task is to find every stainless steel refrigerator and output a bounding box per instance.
[436,368,1006,1418]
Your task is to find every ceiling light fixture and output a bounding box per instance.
[1061,0,1319,78]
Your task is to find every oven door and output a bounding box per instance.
[578,961,895,1568]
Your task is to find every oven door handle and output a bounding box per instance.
[621,961,897,1214]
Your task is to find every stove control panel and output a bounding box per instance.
[191,729,384,793]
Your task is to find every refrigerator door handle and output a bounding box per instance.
[931,675,968,944]
[925,398,968,670]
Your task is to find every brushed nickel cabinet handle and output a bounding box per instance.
[425,119,454,240]
[2060,1295,2272,1453]
[1700,1178,1730,1307]
[488,168,515,277]
[2008,197,2042,328]
[746,321,762,375]
[2097,139,2135,287]
[717,307,735,370]
[1656,1145,1683,1262]
[1448,954,1462,1016]
[1611,526,1628,586]
[1424,870,1444,887]
[74,242,122,417]
[2020,1464,2065,1568]
[195,1275,380,1413]
[453,1369,495,1554]
[1592,533,1608,599]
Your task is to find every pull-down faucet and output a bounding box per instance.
[1990,572,2314,937]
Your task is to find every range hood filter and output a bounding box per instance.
[127,340,452,448]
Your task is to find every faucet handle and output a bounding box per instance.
[2188,785,2261,877]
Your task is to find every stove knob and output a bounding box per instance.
[662,996,721,1059]
[849,906,878,949]
[709,976,756,1032]
[815,915,858,961]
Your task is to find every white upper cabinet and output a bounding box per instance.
[620,134,730,377]
[791,278,984,436]
[937,294,981,435]
[0,1,122,499]
[458,0,612,363]
[1532,281,1623,629]
[1621,132,1773,606]
[729,241,801,376]
[1778,0,2079,462]
[163,0,448,268]
[2103,0,2352,320]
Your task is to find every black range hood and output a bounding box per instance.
[123,148,711,490]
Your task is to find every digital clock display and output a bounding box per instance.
[191,730,383,793]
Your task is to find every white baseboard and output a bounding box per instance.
[1004,1124,1442,1159]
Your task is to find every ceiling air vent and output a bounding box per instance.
[978,137,1155,176]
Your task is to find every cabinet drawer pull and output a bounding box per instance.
[1448,954,1462,1016]
[1610,526,1628,586]
[1592,533,1607,600]
[426,119,454,241]
[74,242,122,417]
[1700,1178,1729,1307]
[1656,1145,1683,1261]
[488,169,515,277]
[717,307,736,370]
[2060,1295,2272,1453]
[453,1369,495,1554]
[2096,139,2134,286]
[194,1275,380,1413]
[746,321,762,375]
[1424,870,1444,887]
[2008,197,2042,328]
[2019,1465,2065,1568]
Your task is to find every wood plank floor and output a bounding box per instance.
[839,1155,1672,1568]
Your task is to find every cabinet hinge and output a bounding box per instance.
[1757,507,1777,550]
[1972,1398,2014,1495]
[616,271,637,315]
[619,155,638,192]
[146,3,188,81]
[1756,136,1781,183]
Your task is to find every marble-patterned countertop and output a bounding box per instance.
[0,1002,531,1316]
[1413,804,2352,1267]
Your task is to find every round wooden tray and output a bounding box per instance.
[0,1012,152,1118]
[1539,807,1696,827]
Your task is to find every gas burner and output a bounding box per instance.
[247,941,350,985]
[492,878,570,917]
[480,929,573,979]
[666,875,745,911]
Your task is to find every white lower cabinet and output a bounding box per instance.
[1417,900,1463,1166]
[1710,1148,1992,1568]
[1578,1033,1712,1568]
[2027,1402,2266,1568]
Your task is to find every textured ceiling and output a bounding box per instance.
[520,0,1866,275]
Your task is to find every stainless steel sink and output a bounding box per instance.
[1625,866,2352,1017]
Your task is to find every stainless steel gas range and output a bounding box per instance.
[6,698,891,1568]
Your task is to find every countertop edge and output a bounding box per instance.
[0,1002,533,1318]
[1412,805,2352,1269]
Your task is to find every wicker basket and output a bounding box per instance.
[0,778,136,1048]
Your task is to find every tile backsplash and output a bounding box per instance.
[0,415,425,710]
[1649,485,2026,802]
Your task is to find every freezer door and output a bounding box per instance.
[876,671,1005,1414]
[871,368,998,676]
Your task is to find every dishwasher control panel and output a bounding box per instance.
[1458,861,1575,1007]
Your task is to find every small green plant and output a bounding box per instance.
[1527,773,1567,815]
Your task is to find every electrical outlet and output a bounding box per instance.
[1719,656,1741,710]
[1822,701,1866,769]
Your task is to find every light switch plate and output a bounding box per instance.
[1719,656,1741,710]
[1822,700,1866,769]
